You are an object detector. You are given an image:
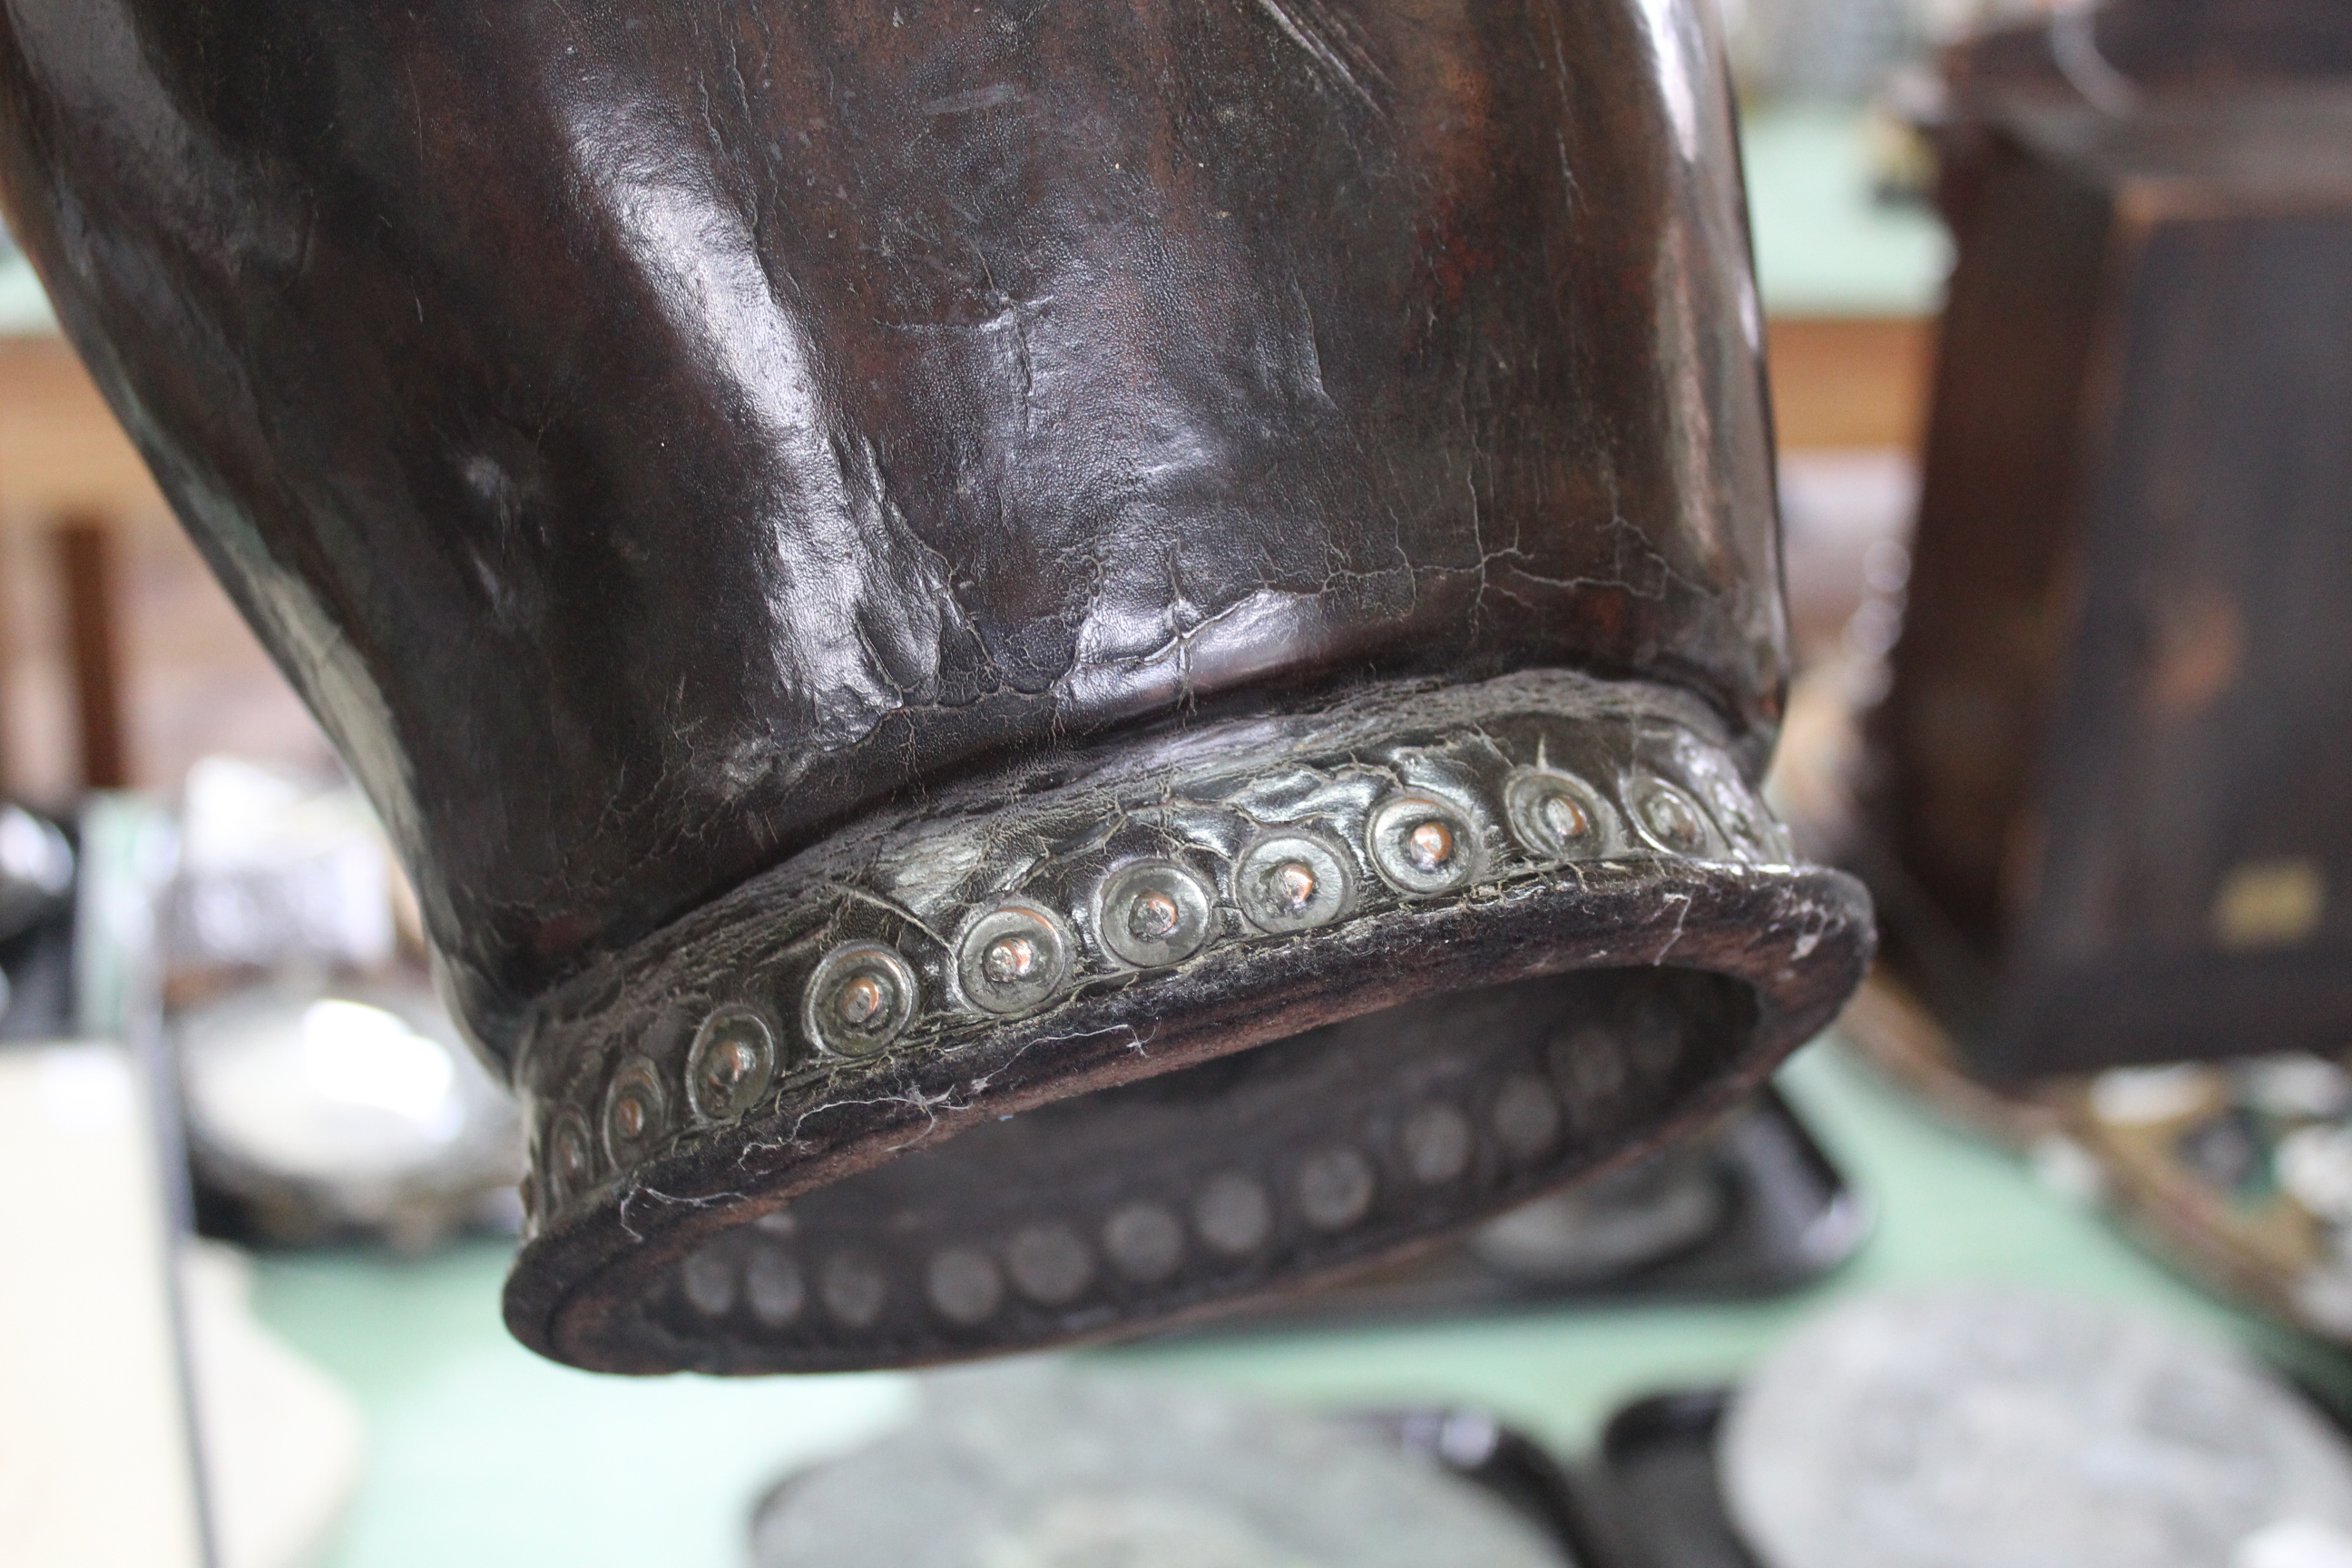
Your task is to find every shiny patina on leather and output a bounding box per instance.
[0,0,1870,1370]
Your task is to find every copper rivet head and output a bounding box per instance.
[804,943,919,1057]
[1367,792,1479,895]
[1504,767,1616,862]
[1628,775,1717,857]
[1096,861,1215,968]
[1129,890,1181,941]
[984,935,1037,985]
[1644,792,1700,846]
[548,1112,594,1203]
[688,1005,779,1122]
[958,904,1073,1014]
[1701,774,1788,863]
[837,975,884,1026]
[602,1056,668,1163]
[1237,831,1354,933]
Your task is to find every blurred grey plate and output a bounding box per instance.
[1720,1289,2352,1568]
[752,1367,1568,1568]
[176,975,522,1247]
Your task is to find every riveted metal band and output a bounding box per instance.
[504,671,1865,1373]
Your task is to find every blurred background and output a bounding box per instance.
[11,2,2352,1567]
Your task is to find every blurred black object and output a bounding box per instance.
[1575,1392,1761,1568]
[1865,7,2352,1076]
[1350,1407,1609,1566]
[1945,1,2352,108]
[0,904,74,1041]
[1194,1088,1866,1333]
[0,802,76,1041]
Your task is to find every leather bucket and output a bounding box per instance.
[0,0,1871,1370]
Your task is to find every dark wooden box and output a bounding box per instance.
[1869,82,2352,1077]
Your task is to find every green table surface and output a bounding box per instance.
[251,1036,2352,1568]
[1740,102,1950,318]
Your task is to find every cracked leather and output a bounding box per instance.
[0,0,1873,1371]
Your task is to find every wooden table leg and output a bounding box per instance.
[54,515,128,791]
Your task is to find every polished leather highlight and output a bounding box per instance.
[0,0,1871,1370]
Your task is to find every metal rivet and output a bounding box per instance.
[1702,776,1789,863]
[1193,1173,1272,1256]
[1626,775,1718,857]
[1005,1223,1094,1306]
[1295,1147,1376,1231]
[1400,1102,1474,1185]
[686,1005,779,1122]
[926,1247,1005,1325]
[804,942,919,1057]
[957,903,1073,1015]
[1102,1202,1185,1282]
[1504,768,1619,861]
[1095,860,1215,968]
[1552,1024,1628,1112]
[985,936,1036,983]
[1492,1074,1562,1158]
[547,1112,594,1202]
[1235,831,1355,933]
[602,1056,668,1165]
[1626,997,1688,1076]
[745,1245,805,1327]
[1367,792,1481,895]
[681,1241,737,1317]
[840,976,884,1024]
[819,1253,887,1328]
